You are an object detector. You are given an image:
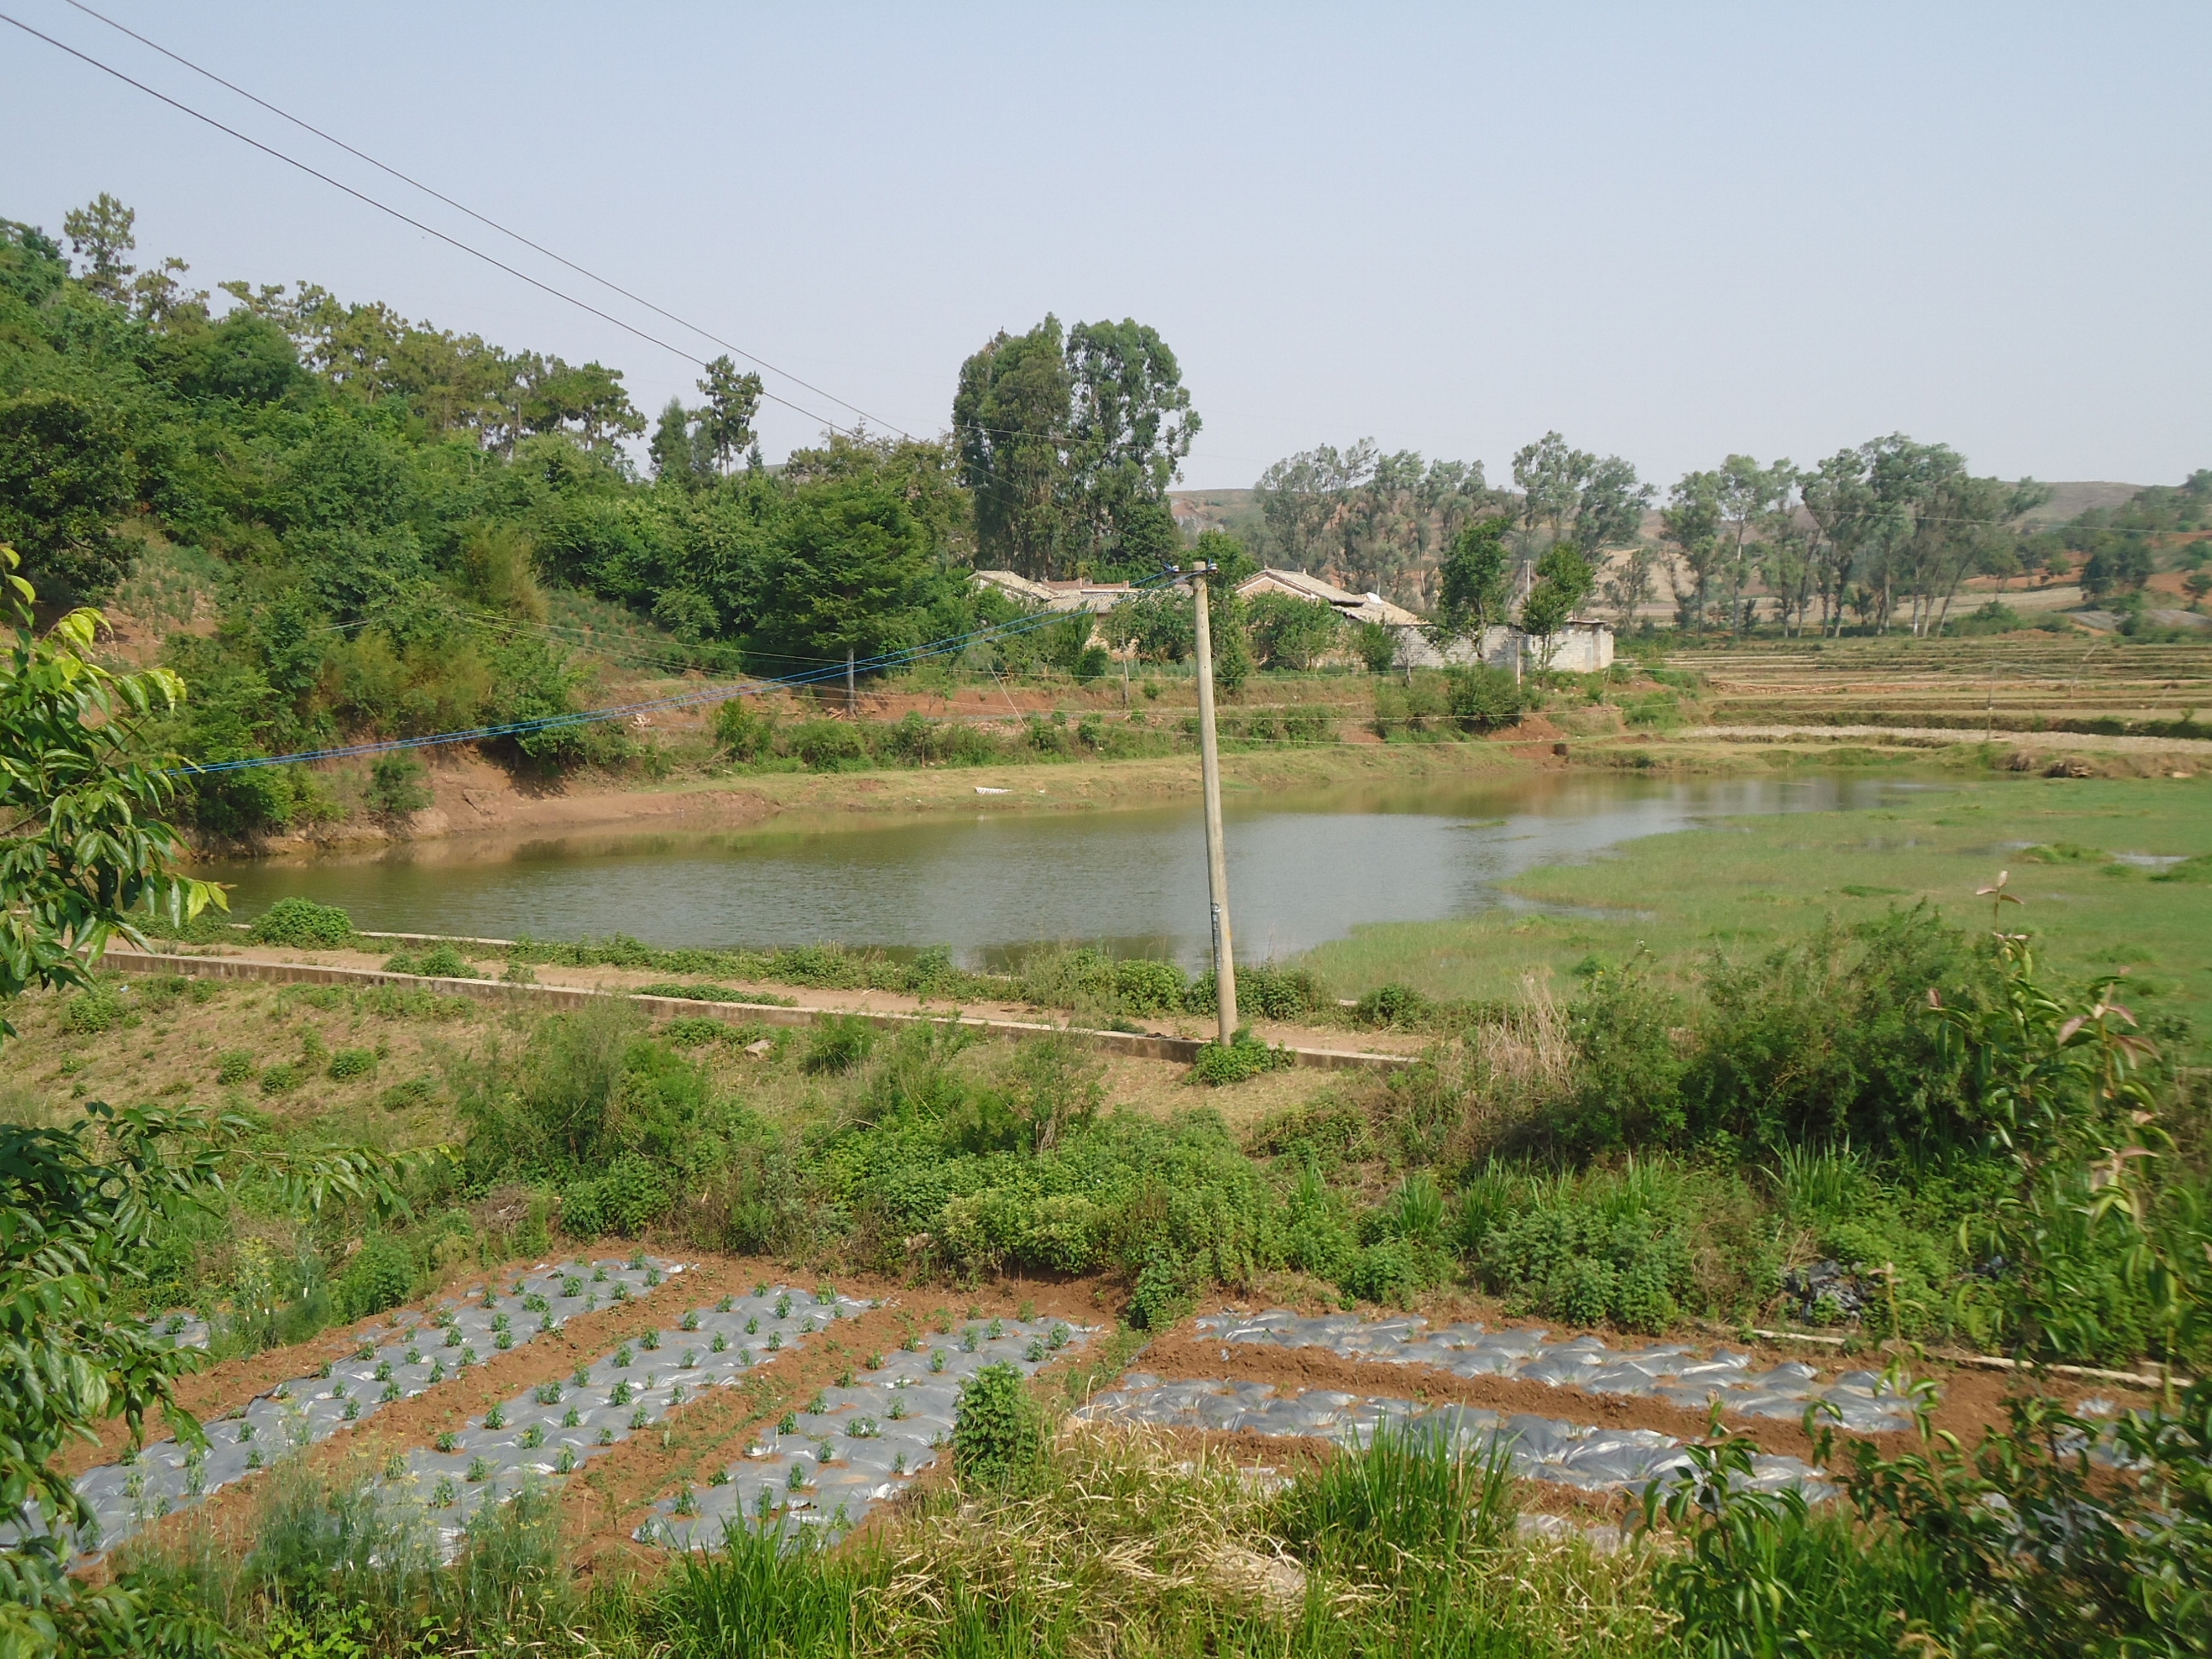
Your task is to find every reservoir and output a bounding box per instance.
[197,772,1921,967]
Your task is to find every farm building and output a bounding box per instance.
[1235,567,1614,674]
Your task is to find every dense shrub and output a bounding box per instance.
[248,898,356,949]
[803,1015,877,1074]
[64,983,129,1034]
[562,1155,674,1238]
[327,1047,375,1081]
[1462,1161,1756,1332]
[952,1362,1042,1482]
[1353,982,1431,1030]
[1187,1031,1295,1086]
[1443,664,1526,731]
[337,1233,415,1319]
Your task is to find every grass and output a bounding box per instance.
[1298,773,2212,1031]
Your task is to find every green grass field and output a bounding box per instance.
[1298,773,2212,1034]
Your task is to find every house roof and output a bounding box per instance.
[973,570,1137,615]
[1234,567,1425,628]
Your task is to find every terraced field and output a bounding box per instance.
[1667,637,2212,738]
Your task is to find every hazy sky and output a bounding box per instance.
[8,1,2208,492]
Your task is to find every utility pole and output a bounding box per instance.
[1188,565,1238,1044]
[846,647,857,718]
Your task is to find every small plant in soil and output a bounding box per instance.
[612,1380,634,1406]
[717,1296,734,1313]
[640,1330,659,1350]
[597,1428,614,1446]
[466,1458,490,1483]
[961,1328,979,1354]
[630,1408,649,1430]
[929,1350,947,1374]
[431,1478,456,1507]
[380,1383,401,1403]
[775,1293,792,1319]
[681,1311,700,1331]
[711,1333,728,1354]
[485,1405,507,1430]
[615,1345,634,1368]
[562,1277,583,1298]
[745,1316,759,1335]
[709,1467,729,1486]
[524,1293,549,1313]
[672,1487,698,1517]
[766,1332,782,1351]
[405,1347,422,1365]
[342,1400,359,1421]
[556,1447,577,1474]
[562,1409,581,1428]
[535,1383,562,1405]
[593,1266,608,1283]
[519,1424,544,1449]
[888,1398,907,1421]
[778,1413,799,1435]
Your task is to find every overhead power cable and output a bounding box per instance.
[0,8,864,440]
[58,0,911,439]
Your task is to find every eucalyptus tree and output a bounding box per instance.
[954,316,1074,578]
[1713,455,1798,632]
[1065,318,1199,567]
[1661,469,1725,631]
[1511,431,1593,555]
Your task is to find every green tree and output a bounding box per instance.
[745,480,950,666]
[954,316,1072,578]
[1662,469,1725,631]
[1245,590,1343,669]
[0,392,136,601]
[1434,514,1514,643]
[1520,543,1595,666]
[1065,318,1199,564]
[696,356,764,476]
[0,551,223,1021]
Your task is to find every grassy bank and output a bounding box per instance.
[1300,771,2212,1030]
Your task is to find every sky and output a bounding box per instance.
[7,1,2208,493]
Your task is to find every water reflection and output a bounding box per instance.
[198,773,1925,966]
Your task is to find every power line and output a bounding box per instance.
[57,0,912,440]
[0,8,860,441]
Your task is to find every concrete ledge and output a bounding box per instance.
[103,949,1413,1074]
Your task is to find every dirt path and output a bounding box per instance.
[150,940,1426,1062]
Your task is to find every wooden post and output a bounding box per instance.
[1190,566,1238,1045]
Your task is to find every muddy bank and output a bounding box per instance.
[184,734,1558,860]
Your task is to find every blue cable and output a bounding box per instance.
[173,569,1188,778]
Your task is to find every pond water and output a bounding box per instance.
[198,773,1926,968]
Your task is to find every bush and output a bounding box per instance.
[1353,982,1430,1029]
[562,1154,672,1238]
[260,1062,304,1095]
[418,943,472,978]
[952,1361,1041,1483]
[802,1015,876,1074]
[249,897,356,949]
[1112,957,1188,1016]
[327,1047,375,1081]
[791,720,868,772]
[1469,1162,1738,1332]
[64,984,128,1034]
[337,1233,415,1319]
[216,1049,255,1084]
[1188,1030,1294,1086]
[1443,665,1526,731]
[714,699,776,762]
[367,752,432,816]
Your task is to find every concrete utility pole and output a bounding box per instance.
[846,647,857,717]
[1188,565,1238,1044]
